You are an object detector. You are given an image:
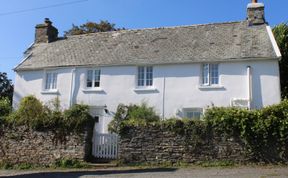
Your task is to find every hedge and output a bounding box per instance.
[110,100,288,163]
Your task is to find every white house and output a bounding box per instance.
[13,1,281,133]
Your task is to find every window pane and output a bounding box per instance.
[193,112,201,119]
[94,70,101,87]
[186,112,194,119]
[138,67,145,86]
[87,70,93,87]
[146,66,153,86]
[45,72,57,90]
[211,64,219,84]
[184,108,203,120]
[45,73,51,89]
[52,73,57,89]
[202,64,209,84]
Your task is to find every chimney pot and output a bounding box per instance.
[35,18,58,43]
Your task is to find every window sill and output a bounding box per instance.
[82,88,104,93]
[41,90,59,94]
[134,87,157,92]
[198,85,225,90]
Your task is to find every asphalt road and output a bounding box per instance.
[1,166,288,178]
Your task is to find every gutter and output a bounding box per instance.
[14,56,280,72]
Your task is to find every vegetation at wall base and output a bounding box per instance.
[0,159,91,170]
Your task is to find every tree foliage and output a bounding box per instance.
[273,23,288,98]
[64,20,124,36]
[0,72,13,102]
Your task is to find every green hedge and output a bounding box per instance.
[3,96,93,134]
[206,100,288,162]
[112,100,288,163]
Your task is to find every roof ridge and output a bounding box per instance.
[66,20,246,39]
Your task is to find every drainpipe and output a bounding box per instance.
[162,76,166,120]
[247,66,252,109]
[69,68,76,107]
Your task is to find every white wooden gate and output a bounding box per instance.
[92,133,118,159]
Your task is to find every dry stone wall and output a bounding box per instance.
[0,126,91,165]
[119,126,248,164]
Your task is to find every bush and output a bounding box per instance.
[114,100,288,163]
[5,95,46,129]
[205,100,288,162]
[63,104,94,133]
[108,103,160,134]
[5,96,93,133]
[0,97,11,118]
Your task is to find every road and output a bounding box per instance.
[0,166,288,178]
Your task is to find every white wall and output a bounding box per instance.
[13,59,281,133]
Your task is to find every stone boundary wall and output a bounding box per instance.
[119,126,248,164]
[0,126,92,165]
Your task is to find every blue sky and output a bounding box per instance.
[0,0,287,81]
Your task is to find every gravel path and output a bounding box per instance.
[1,166,288,178]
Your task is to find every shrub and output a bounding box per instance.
[5,96,93,134]
[63,104,93,133]
[204,100,288,162]
[5,95,46,129]
[108,103,160,134]
[0,97,11,118]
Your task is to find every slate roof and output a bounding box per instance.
[15,21,278,71]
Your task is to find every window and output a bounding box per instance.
[202,64,219,85]
[45,72,57,90]
[137,66,153,87]
[183,108,203,120]
[87,69,101,88]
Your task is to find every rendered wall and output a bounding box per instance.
[13,59,281,133]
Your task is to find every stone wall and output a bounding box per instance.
[119,126,248,164]
[0,126,92,165]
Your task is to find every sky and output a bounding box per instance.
[0,0,287,82]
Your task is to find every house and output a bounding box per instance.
[13,1,281,134]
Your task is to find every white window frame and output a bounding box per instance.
[201,63,219,86]
[183,108,203,120]
[86,69,101,88]
[137,66,153,87]
[43,71,57,91]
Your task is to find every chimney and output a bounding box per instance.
[35,18,58,43]
[247,0,265,25]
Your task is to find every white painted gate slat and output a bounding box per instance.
[92,133,118,159]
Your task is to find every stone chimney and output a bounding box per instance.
[247,0,265,26]
[35,18,58,43]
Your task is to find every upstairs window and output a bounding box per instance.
[202,64,219,85]
[137,66,153,87]
[45,72,57,90]
[87,69,101,88]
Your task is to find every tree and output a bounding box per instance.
[64,20,124,36]
[0,72,13,102]
[273,23,288,99]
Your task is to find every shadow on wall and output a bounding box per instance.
[0,168,178,178]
